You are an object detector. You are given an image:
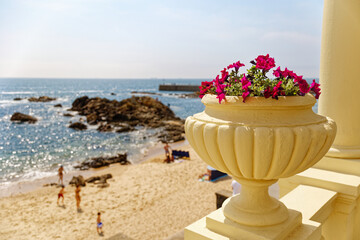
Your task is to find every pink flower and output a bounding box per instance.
[241,75,251,102]
[273,67,292,78]
[220,68,229,83]
[263,86,272,98]
[215,80,226,103]
[287,69,298,79]
[242,90,250,101]
[294,76,310,95]
[272,81,282,99]
[273,67,282,78]
[199,80,214,98]
[310,79,321,99]
[255,54,276,71]
[227,61,245,71]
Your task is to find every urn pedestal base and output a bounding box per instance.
[223,179,288,226]
[184,207,322,240]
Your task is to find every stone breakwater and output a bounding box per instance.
[69,96,185,142]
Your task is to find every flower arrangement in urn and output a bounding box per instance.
[199,54,321,103]
[185,53,336,228]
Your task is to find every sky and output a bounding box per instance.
[0,0,324,79]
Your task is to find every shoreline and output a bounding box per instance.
[0,142,233,240]
[0,140,188,199]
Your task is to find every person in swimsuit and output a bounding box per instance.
[58,165,65,185]
[164,142,171,158]
[97,212,103,235]
[75,184,81,210]
[57,185,66,205]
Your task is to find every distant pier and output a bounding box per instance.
[159,84,199,92]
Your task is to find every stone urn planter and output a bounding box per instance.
[185,94,336,227]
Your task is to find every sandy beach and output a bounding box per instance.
[0,144,233,240]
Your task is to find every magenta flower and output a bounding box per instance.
[255,54,276,71]
[199,80,214,98]
[294,76,310,95]
[197,54,321,103]
[227,61,245,71]
[241,75,251,102]
[263,86,272,98]
[220,68,229,83]
[272,81,282,99]
[310,79,321,99]
[273,67,292,79]
[273,67,282,78]
[287,69,298,79]
[242,90,250,101]
[215,81,226,103]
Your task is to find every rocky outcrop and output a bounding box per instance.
[28,96,56,102]
[69,96,185,142]
[63,113,74,117]
[69,122,87,130]
[74,153,129,170]
[10,112,37,123]
[69,175,86,186]
[85,174,112,188]
[13,98,23,101]
[54,104,62,108]
[158,121,186,143]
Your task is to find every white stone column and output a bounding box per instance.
[315,0,360,175]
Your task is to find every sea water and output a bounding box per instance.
[0,78,318,187]
[0,78,205,186]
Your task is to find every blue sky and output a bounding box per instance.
[0,0,323,78]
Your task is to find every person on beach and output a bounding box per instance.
[58,165,65,185]
[57,185,66,205]
[75,184,81,210]
[164,142,172,158]
[97,212,103,235]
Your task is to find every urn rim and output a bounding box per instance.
[201,93,316,109]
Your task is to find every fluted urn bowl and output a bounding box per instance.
[185,94,336,226]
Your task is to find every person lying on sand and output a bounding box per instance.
[57,185,66,205]
[97,212,103,235]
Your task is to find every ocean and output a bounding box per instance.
[0,78,318,188]
[0,78,205,187]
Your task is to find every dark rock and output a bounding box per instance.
[63,113,74,117]
[54,104,62,108]
[69,175,86,186]
[177,92,199,98]
[97,123,113,132]
[85,176,101,183]
[28,96,56,102]
[69,96,184,142]
[101,173,113,180]
[71,96,90,111]
[86,113,100,125]
[116,125,134,133]
[69,122,87,130]
[97,183,110,188]
[157,122,185,143]
[10,112,37,123]
[13,97,22,101]
[76,153,129,170]
[111,93,116,95]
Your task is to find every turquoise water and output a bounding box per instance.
[0,78,205,184]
